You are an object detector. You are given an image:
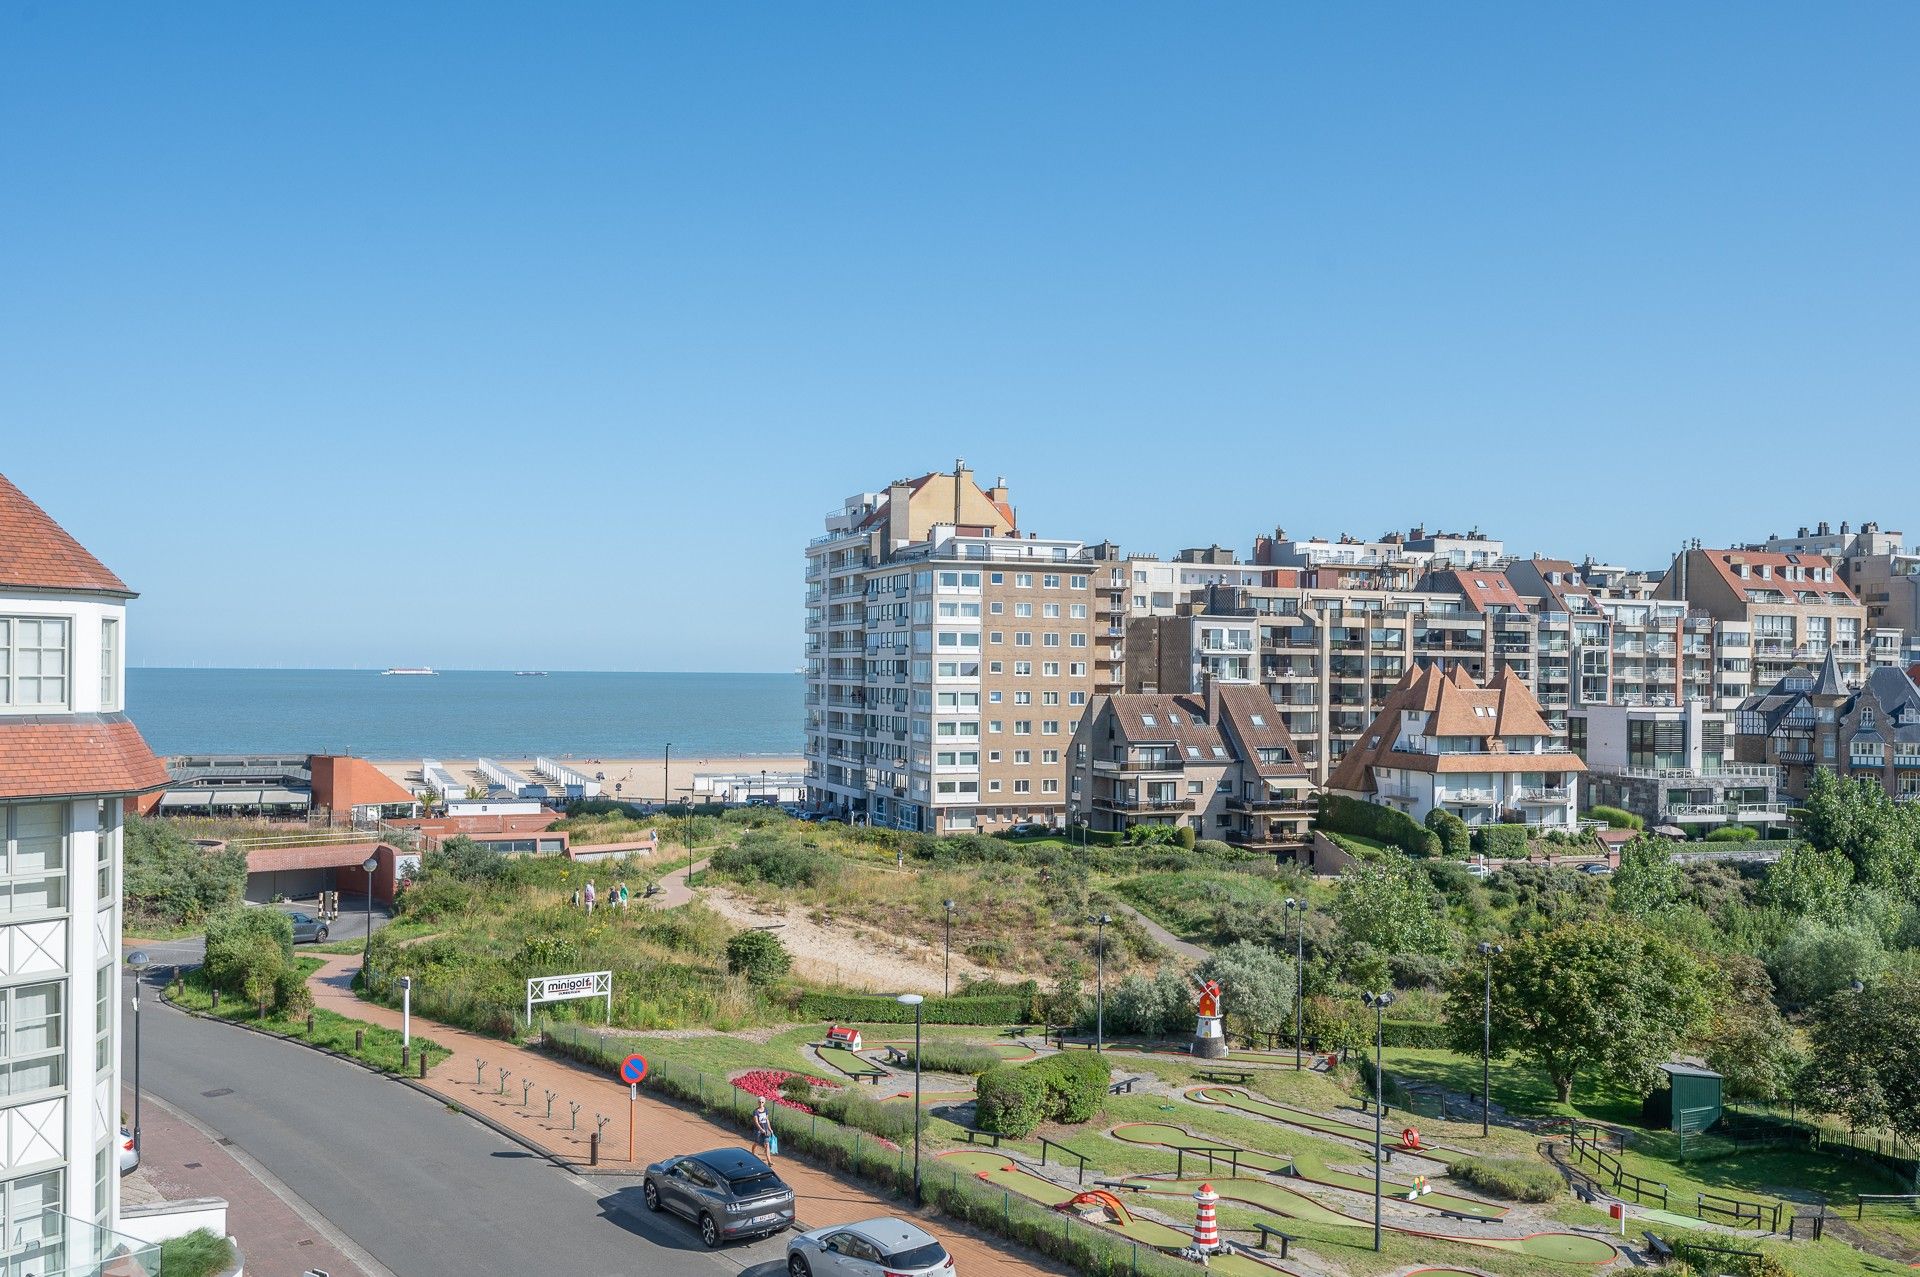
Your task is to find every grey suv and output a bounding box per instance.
[284,911,330,943]
[642,1147,794,1247]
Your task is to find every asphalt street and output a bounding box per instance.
[130,983,795,1277]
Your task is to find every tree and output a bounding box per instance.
[1798,768,1920,893]
[1424,809,1470,859]
[1797,973,1920,1146]
[1102,968,1192,1037]
[1701,955,1801,1101]
[725,929,792,984]
[237,935,286,1017]
[1767,922,1888,1005]
[203,907,294,995]
[123,816,247,928]
[1196,942,1296,1038]
[1610,837,1683,916]
[423,835,510,884]
[1760,844,1855,921]
[1332,853,1455,957]
[1442,921,1717,1104]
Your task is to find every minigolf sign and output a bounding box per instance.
[621,1054,649,1085]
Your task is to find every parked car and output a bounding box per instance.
[1579,862,1613,876]
[788,1217,952,1277]
[642,1148,794,1247]
[283,910,330,943]
[119,1126,138,1174]
[1464,863,1491,878]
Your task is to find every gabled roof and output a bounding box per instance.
[1854,666,1920,745]
[1434,568,1531,615]
[1326,664,1582,793]
[1090,683,1310,778]
[1694,548,1857,605]
[0,473,133,597]
[852,471,1017,534]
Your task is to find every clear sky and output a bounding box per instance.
[3,4,1914,672]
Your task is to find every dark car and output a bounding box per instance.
[283,910,330,943]
[643,1147,794,1247]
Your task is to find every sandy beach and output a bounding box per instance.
[373,756,804,803]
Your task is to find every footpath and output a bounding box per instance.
[303,956,1059,1277]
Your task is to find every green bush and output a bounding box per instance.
[1176,826,1197,850]
[1319,794,1440,857]
[202,907,294,999]
[898,1043,1003,1075]
[710,833,842,888]
[1448,1155,1562,1202]
[1706,825,1760,843]
[1585,805,1644,831]
[976,1052,1109,1136]
[1099,969,1193,1037]
[157,1228,235,1277]
[1664,1229,1795,1277]
[812,1086,919,1141]
[1424,808,1471,858]
[123,817,247,930]
[422,834,511,883]
[975,1063,1048,1136]
[1470,823,1529,859]
[796,992,1029,1025]
[1380,1019,1451,1048]
[725,930,792,984]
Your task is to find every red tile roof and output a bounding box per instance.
[1437,569,1530,615]
[309,755,418,813]
[243,841,389,874]
[1326,663,1581,792]
[0,474,133,596]
[0,715,168,799]
[1695,548,1858,604]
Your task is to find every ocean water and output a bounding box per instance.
[126,668,804,759]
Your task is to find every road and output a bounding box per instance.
[127,900,394,968]
[131,984,794,1277]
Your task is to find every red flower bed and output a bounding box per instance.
[731,1069,834,1113]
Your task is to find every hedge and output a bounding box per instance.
[1469,823,1528,859]
[542,1023,1184,1277]
[1318,794,1439,857]
[977,1053,1110,1137]
[1584,805,1643,830]
[796,991,1030,1025]
[1380,1019,1451,1049]
[898,1043,1004,1075]
[1447,1156,1561,1202]
[1424,809,1470,858]
[1704,825,1759,843]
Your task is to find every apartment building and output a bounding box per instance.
[1570,702,1786,831]
[1070,679,1315,851]
[1655,547,1869,691]
[1735,650,1920,802]
[1327,664,1584,828]
[804,466,1098,833]
[0,474,167,1273]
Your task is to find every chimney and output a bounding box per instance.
[1818,521,1831,536]
[1840,521,1851,535]
[953,459,969,526]
[1797,527,1809,538]
[1202,671,1221,723]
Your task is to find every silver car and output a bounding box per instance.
[642,1147,794,1247]
[787,1217,952,1277]
[283,910,330,943]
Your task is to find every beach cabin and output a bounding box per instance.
[1646,1061,1724,1135]
[825,1026,863,1052]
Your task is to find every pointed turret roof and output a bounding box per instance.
[1812,646,1846,698]
[0,473,132,596]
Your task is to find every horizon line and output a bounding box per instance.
[129,665,801,676]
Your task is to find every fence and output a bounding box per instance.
[1567,1127,1670,1207]
[1696,1191,1786,1233]
[1716,1105,1920,1188]
[1856,1193,1920,1220]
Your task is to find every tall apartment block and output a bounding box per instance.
[0,474,167,1273]
[805,466,1099,833]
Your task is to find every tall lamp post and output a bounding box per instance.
[360,854,380,978]
[1284,897,1306,1065]
[1477,941,1502,1137]
[896,993,925,1201]
[1090,913,1111,1052]
[942,900,956,998]
[127,950,149,1155]
[1361,990,1395,1252]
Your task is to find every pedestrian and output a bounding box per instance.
[752,1097,775,1161]
[584,880,597,915]
[570,888,580,909]
[618,881,629,910]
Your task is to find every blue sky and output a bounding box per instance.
[3,4,1914,671]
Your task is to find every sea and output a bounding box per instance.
[126,668,804,759]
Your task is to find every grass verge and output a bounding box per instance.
[169,958,451,1074]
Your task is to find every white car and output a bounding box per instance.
[119,1127,138,1174]
[788,1217,952,1277]
[1465,863,1491,878]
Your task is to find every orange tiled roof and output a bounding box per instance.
[0,715,168,799]
[0,474,133,596]
[1696,548,1858,604]
[244,841,387,873]
[1325,664,1580,793]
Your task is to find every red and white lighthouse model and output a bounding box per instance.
[1191,1182,1221,1253]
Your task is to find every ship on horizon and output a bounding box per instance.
[381,666,437,676]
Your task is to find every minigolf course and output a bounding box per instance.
[1112,1122,1505,1220]
[1187,1085,1470,1157]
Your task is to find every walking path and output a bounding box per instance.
[302,956,1061,1277]
[1110,901,1210,964]
[649,856,710,908]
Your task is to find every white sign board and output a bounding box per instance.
[525,970,612,1026]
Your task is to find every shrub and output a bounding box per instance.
[422,835,510,883]
[1193,839,1235,857]
[796,992,1028,1025]
[975,1064,1048,1137]
[1585,805,1644,831]
[1664,1229,1796,1277]
[710,833,842,888]
[1767,922,1888,1005]
[976,1053,1109,1136]
[157,1229,235,1277]
[1706,825,1760,843]
[812,1086,919,1140]
[203,907,294,998]
[898,1043,1003,1075]
[273,966,314,1018]
[123,817,247,929]
[725,930,792,985]
[1424,809,1471,858]
[1470,823,1529,860]
[1448,1155,1562,1202]
[1380,1019,1451,1048]
[779,1074,814,1104]
[1176,826,1197,850]
[1100,969,1192,1037]
[1319,794,1440,857]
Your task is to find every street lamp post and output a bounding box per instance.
[128,951,149,1155]
[1090,913,1111,1052]
[942,900,955,998]
[360,854,380,978]
[896,993,925,1201]
[1285,897,1305,1065]
[1477,941,1502,1137]
[1361,990,1395,1252]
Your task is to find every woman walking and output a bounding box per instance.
[752,1097,776,1162]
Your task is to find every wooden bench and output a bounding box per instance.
[1253,1224,1300,1259]
[1198,1070,1254,1085]
[854,1069,888,1085]
[957,1128,1003,1147]
[1643,1233,1673,1264]
[1109,1075,1142,1095]
[882,1046,909,1066]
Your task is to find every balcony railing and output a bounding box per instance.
[1611,763,1779,782]
[1516,786,1573,802]
[1438,789,1498,805]
[1092,757,1184,774]
[1226,794,1318,812]
[1093,795,1197,812]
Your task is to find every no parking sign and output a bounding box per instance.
[620,1054,649,1085]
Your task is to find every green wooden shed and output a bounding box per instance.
[1657,1062,1724,1135]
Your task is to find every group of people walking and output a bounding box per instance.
[569,879,632,912]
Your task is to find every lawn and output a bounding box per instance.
[1110,867,1321,947]
[170,958,450,1074]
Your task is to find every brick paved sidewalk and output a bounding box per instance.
[124,1087,382,1277]
[306,956,1062,1277]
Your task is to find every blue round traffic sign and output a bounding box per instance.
[620,1054,649,1084]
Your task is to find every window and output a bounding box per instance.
[1014,720,1033,735]
[1070,604,1087,619]
[987,720,1003,733]
[1042,662,1060,676]
[1042,633,1060,647]
[0,981,65,1096]
[1042,779,1059,793]
[99,618,119,710]
[0,1169,62,1268]
[1069,662,1086,676]
[94,965,110,1073]
[1042,749,1060,764]
[1014,632,1032,646]
[1,805,65,917]
[1070,575,1088,588]
[988,631,1004,645]
[1013,750,1031,764]
[1249,713,1266,726]
[1043,603,1061,618]
[1014,661,1032,676]
[989,601,1003,614]
[0,618,69,708]
[1014,603,1033,618]
[1042,691,1060,705]
[990,572,1004,585]
[987,780,1001,792]
[1014,691,1031,705]
[987,690,1002,703]
[1042,720,1060,735]
[1069,633,1088,647]
[1013,780,1031,794]
[1015,574,1033,588]
[1042,574,1060,588]
[988,661,1003,674]
[1069,691,1086,705]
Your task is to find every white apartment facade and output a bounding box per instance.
[0,475,167,1275]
